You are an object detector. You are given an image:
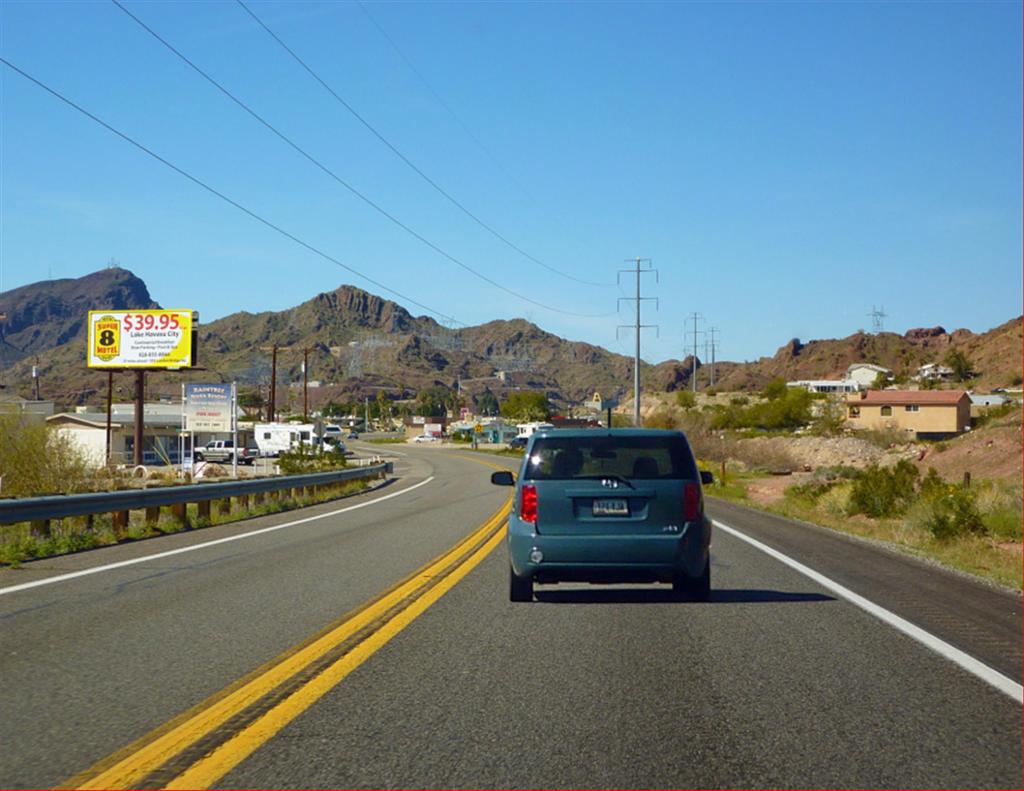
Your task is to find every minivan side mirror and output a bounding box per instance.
[491,471,515,486]
[700,470,714,485]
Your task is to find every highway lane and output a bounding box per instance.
[216,508,1021,789]
[0,447,509,789]
[2,446,1021,788]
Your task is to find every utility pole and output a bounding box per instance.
[685,313,704,393]
[617,257,659,426]
[302,348,309,421]
[268,344,278,422]
[32,358,40,401]
[709,327,719,388]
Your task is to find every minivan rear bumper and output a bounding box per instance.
[508,516,710,583]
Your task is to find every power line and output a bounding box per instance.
[236,0,613,290]
[355,0,536,205]
[0,56,460,325]
[110,0,612,320]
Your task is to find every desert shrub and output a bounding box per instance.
[921,485,985,540]
[730,440,797,472]
[278,443,347,474]
[815,465,863,482]
[861,428,914,450]
[710,388,812,431]
[976,482,1023,541]
[848,460,919,518]
[676,391,696,409]
[729,396,750,406]
[645,409,682,430]
[819,483,854,516]
[786,479,836,503]
[0,415,90,497]
[971,402,1017,428]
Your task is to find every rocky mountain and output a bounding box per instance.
[0,268,1019,408]
[0,268,157,368]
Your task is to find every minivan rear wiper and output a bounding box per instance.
[572,474,635,489]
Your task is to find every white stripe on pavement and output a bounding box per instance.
[0,477,435,597]
[713,519,1023,703]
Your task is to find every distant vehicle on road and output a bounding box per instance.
[508,436,528,450]
[491,428,713,602]
[414,433,440,443]
[194,439,256,465]
[347,431,359,440]
[321,424,343,440]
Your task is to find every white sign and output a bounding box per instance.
[184,383,233,432]
[87,310,193,368]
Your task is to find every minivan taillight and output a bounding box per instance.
[520,485,538,524]
[683,482,700,521]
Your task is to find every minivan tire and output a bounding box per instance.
[673,558,711,602]
[509,567,533,602]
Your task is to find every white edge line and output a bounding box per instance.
[712,519,1024,704]
[0,477,435,597]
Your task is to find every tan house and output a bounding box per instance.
[845,390,971,439]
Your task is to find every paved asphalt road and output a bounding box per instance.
[0,444,1020,789]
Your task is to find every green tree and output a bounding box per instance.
[762,377,788,401]
[676,390,696,409]
[476,390,500,416]
[238,388,264,417]
[500,391,551,421]
[414,386,450,417]
[944,349,973,383]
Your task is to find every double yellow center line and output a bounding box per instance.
[64,495,511,790]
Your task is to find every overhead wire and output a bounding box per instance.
[354,0,537,207]
[110,0,615,320]
[237,0,614,290]
[0,57,462,326]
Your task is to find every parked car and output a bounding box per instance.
[508,436,528,450]
[194,439,257,465]
[490,428,713,602]
[414,433,440,443]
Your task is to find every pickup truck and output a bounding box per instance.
[194,439,257,465]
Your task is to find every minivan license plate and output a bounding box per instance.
[593,498,628,516]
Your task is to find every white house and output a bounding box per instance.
[846,363,892,389]
[786,379,862,394]
[917,363,955,382]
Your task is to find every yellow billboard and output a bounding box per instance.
[87,310,194,368]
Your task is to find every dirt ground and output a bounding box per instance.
[913,415,1022,484]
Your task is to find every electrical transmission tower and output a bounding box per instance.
[869,305,887,334]
[617,257,659,426]
[685,313,705,393]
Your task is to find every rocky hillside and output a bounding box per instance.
[0,268,157,368]
[655,319,1022,393]
[0,268,1019,407]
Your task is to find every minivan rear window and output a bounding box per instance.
[526,435,698,481]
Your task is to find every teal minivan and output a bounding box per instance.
[491,428,713,602]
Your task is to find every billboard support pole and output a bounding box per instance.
[105,371,113,466]
[232,382,238,479]
[133,370,144,466]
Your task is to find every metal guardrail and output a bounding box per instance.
[0,463,392,525]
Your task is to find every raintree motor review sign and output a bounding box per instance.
[87,310,193,368]
[184,383,234,432]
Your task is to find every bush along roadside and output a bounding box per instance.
[0,477,371,569]
[713,462,1022,590]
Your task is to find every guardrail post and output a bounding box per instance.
[112,510,130,537]
[197,500,211,521]
[84,514,94,534]
[171,503,188,527]
[238,494,249,510]
[30,519,51,539]
[145,507,161,526]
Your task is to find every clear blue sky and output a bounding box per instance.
[2,1,1021,365]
